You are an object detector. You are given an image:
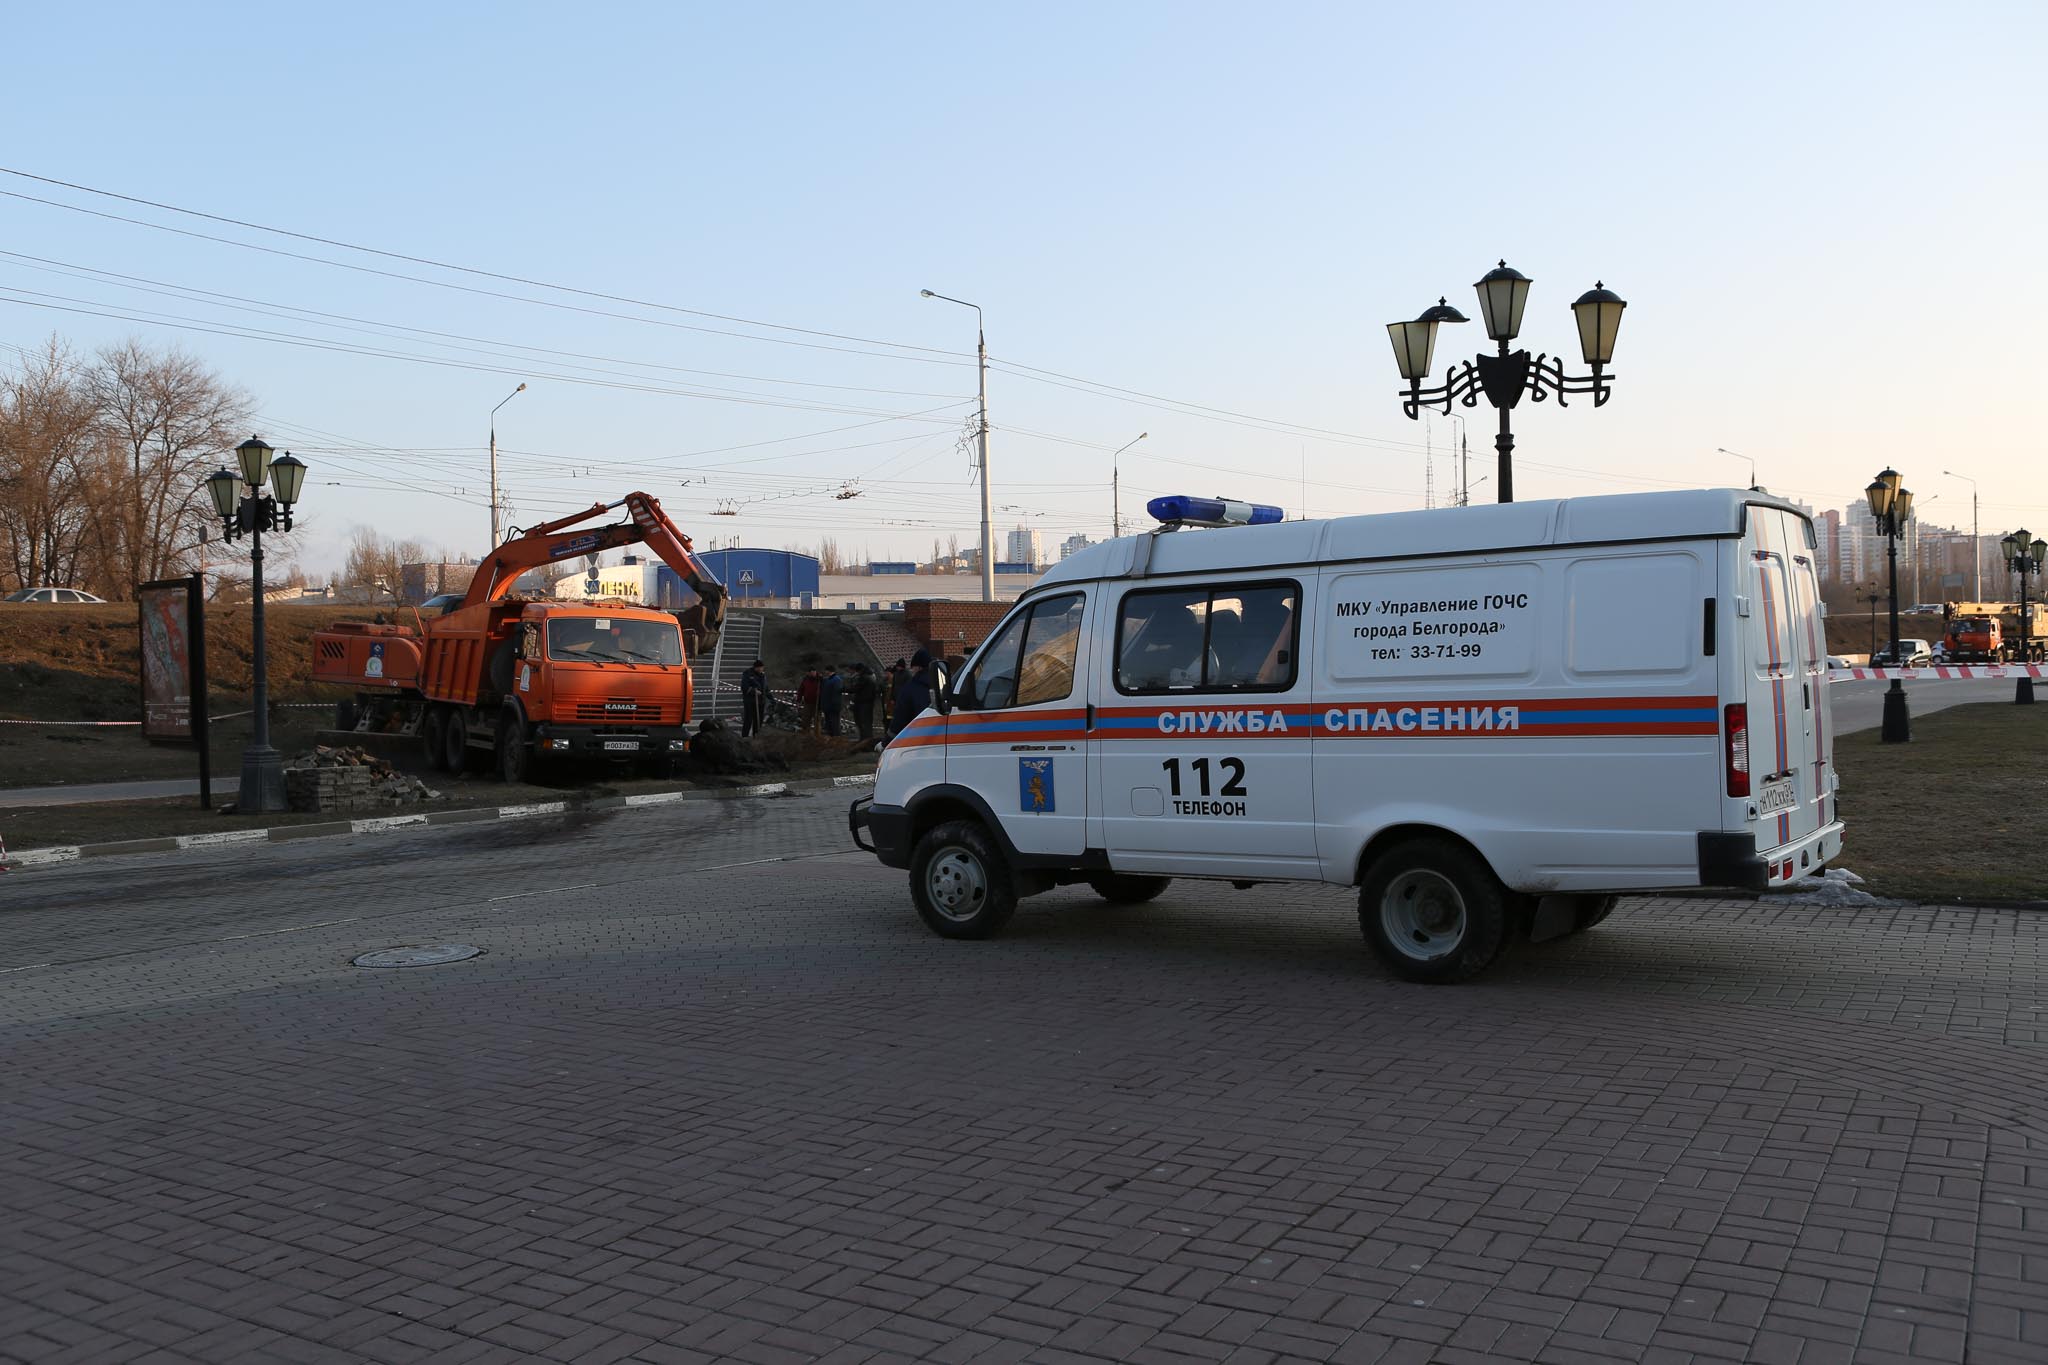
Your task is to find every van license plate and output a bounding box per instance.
[602,740,640,752]
[1756,775,1798,816]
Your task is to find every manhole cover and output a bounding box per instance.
[351,943,483,969]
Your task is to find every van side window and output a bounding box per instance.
[957,592,1084,709]
[1116,581,1299,695]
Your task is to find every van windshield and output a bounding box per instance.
[546,616,682,665]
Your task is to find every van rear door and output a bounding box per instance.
[1742,506,1827,858]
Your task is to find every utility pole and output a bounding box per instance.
[1945,469,1980,599]
[1110,433,1147,538]
[920,290,993,601]
[489,382,527,546]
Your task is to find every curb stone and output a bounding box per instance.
[0,773,876,872]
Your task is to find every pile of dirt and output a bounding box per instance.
[751,728,879,764]
[686,720,790,775]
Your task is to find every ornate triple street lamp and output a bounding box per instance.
[2002,527,2045,704]
[204,437,309,813]
[1865,468,1914,742]
[1386,261,1626,503]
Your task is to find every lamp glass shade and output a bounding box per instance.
[1893,488,1914,522]
[1571,284,1627,365]
[1878,467,1902,496]
[236,437,274,488]
[1866,478,1891,520]
[205,469,241,520]
[1473,262,1532,342]
[269,453,307,506]
[2003,531,2023,560]
[2033,537,2046,566]
[1386,319,1439,382]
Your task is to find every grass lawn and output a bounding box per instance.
[1833,699,2048,902]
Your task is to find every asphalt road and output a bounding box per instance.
[1827,675,2017,734]
[2,792,2043,1363]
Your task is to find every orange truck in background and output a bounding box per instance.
[311,492,727,783]
[1941,601,2048,663]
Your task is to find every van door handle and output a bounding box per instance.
[1803,683,1810,709]
[1086,702,1096,732]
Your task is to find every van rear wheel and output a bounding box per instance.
[1085,874,1172,905]
[1358,837,1509,984]
[909,819,1018,940]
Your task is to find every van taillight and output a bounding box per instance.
[1725,703,1750,797]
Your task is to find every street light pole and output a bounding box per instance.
[2001,529,2044,704]
[921,290,993,601]
[1945,469,1980,600]
[489,382,527,547]
[205,439,309,813]
[1866,469,1914,743]
[1110,432,1148,537]
[1386,263,1626,504]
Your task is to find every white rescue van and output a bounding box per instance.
[850,488,1842,982]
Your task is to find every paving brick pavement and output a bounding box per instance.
[1,790,2044,1363]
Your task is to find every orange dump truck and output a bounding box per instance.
[1941,601,2048,663]
[311,492,726,783]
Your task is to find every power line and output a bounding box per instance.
[0,166,963,359]
[0,186,969,368]
[0,250,974,402]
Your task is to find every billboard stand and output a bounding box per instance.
[138,572,212,808]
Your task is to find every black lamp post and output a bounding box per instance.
[2002,527,2045,704]
[204,437,308,813]
[1386,261,1626,503]
[1865,468,1914,743]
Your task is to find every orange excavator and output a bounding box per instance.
[311,492,728,782]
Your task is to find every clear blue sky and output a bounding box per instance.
[4,1,2044,575]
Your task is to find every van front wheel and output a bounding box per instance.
[909,819,1018,940]
[1358,838,1509,984]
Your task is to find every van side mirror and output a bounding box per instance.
[931,662,952,715]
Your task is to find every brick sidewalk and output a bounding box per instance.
[1,798,2042,1362]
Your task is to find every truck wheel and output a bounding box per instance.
[1085,874,1172,905]
[909,820,1018,940]
[422,707,449,772]
[496,710,533,785]
[1358,837,1509,984]
[444,710,471,774]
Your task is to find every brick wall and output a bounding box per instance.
[902,600,1011,655]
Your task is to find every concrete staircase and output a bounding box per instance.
[700,611,764,724]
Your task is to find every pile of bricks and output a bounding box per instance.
[284,746,439,813]
[902,600,1011,657]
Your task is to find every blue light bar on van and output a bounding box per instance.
[1147,495,1285,527]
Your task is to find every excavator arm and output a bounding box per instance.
[467,491,728,649]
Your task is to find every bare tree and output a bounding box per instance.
[0,338,101,592]
[339,526,429,596]
[814,535,845,574]
[85,340,252,598]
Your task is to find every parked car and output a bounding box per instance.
[1870,638,1934,666]
[3,587,106,604]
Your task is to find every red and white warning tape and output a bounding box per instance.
[1828,664,2045,681]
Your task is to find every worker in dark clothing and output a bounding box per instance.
[851,664,878,741]
[821,666,844,737]
[883,660,905,736]
[740,659,768,737]
[892,649,934,736]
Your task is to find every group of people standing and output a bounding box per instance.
[737,649,935,741]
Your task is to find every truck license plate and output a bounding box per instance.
[1756,775,1798,816]
[602,740,640,752]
